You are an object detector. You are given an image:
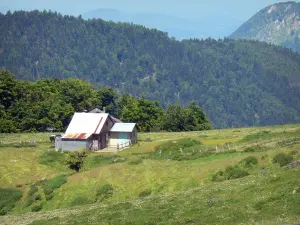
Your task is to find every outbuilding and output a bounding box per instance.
[59,109,137,152]
[109,123,137,149]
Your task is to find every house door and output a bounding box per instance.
[118,133,128,147]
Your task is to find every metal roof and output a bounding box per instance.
[62,133,92,140]
[110,123,136,132]
[65,113,109,135]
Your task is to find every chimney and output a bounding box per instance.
[103,107,106,113]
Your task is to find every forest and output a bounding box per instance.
[0,70,212,133]
[1,10,300,128]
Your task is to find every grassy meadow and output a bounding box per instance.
[0,124,300,224]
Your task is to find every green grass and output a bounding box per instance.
[0,188,22,215]
[0,124,300,224]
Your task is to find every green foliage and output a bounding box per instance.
[25,196,35,207]
[83,154,125,170]
[0,188,22,215]
[272,153,293,167]
[2,11,300,128]
[31,205,42,212]
[43,175,67,190]
[96,184,114,201]
[65,151,88,172]
[139,190,152,198]
[289,150,298,156]
[162,103,212,132]
[128,159,143,165]
[213,166,249,182]
[239,156,258,167]
[39,150,66,168]
[241,131,272,142]
[71,196,94,206]
[0,70,211,133]
[27,185,38,196]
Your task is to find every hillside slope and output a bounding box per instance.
[1,11,300,128]
[0,125,300,224]
[230,1,300,52]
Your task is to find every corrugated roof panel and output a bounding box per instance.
[110,123,136,132]
[62,133,92,140]
[65,113,109,134]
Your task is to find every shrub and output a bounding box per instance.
[25,196,35,207]
[45,193,54,201]
[43,186,53,196]
[34,194,42,201]
[71,196,93,206]
[225,166,249,180]
[27,185,38,196]
[65,151,88,172]
[212,171,226,182]
[128,159,143,165]
[272,153,293,167]
[31,205,42,212]
[139,190,152,198]
[212,166,249,182]
[239,156,258,167]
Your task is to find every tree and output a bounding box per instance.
[65,151,88,172]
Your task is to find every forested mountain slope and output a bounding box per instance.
[1,10,300,128]
[230,1,300,52]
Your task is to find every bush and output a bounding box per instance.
[34,194,42,201]
[272,153,293,167]
[212,166,249,182]
[239,156,258,167]
[45,193,54,201]
[225,166,249,179]
[65,150,88,172]
[128,159,143,165]
[31,205,42,212]
[71,196,93,206]
[27,185,38,196]
[25,196,35,207]
[43,186,54,196]
[139,190,152,198]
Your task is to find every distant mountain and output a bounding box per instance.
[230,1,300,52]
[83,8,242,39]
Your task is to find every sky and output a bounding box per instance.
[0,0,299,21]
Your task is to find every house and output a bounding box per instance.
[59,109,137,152]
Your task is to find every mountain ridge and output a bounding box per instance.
[230,1,300,52]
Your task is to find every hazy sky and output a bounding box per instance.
[0,0,299,20]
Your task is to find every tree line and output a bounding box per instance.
[0,70,212,133]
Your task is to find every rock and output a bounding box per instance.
[287,161,300,169]
[258,168,268,174]
[293,187,300,194]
